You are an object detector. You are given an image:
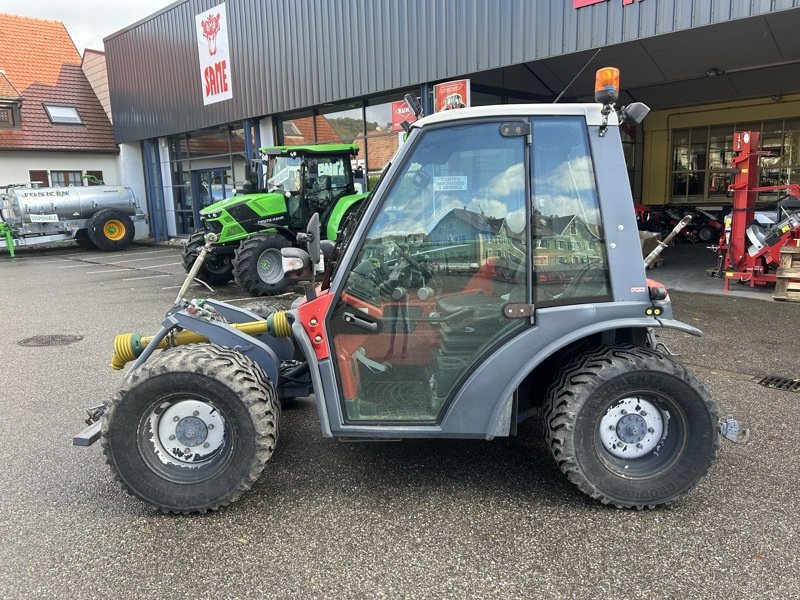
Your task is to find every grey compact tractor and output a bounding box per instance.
[74,69,747,513]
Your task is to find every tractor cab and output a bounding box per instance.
[264,146,357,230]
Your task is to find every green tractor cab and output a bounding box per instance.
[182,143,367,295]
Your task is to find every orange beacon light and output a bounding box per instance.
[594,67,620,104]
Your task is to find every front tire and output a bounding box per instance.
[182,231,234,285]
[101,344,279,513]
[233,233,292,296]
[544,345,719,509]
[87,208,135,251]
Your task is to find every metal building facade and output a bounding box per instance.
[105,0,800,143]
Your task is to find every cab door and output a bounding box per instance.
[326,121,530,423]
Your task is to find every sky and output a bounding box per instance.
[0,0,176,53]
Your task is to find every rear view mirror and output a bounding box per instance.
[620,102,650,126]
[306,212,320,265]
[404,93,423,118]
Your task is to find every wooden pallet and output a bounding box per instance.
[773,246,800,302]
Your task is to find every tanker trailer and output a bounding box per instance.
[0,185,147,256]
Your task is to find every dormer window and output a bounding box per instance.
[0,102,20,128]
[43,104,82,124]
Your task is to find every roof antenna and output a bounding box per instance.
[553,48,602,103]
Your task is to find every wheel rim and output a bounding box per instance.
[599,396,664,459]
[594,394,684,477]
[103,219,126,241]
[139,398,229,480]
[256,248,283,284]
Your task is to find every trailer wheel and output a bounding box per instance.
[87,208,135,251]
[233,233,292,296]
[181,231,234,285]
[543,345,719,509]
[101,344,279,514]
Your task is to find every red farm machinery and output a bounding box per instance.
[715,130,800,293]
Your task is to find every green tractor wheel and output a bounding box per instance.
[233,233,292,296]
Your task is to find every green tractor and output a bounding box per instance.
[182,144,368,295]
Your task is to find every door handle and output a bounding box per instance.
[343,311,378,332]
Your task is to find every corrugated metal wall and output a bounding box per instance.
[106,0,800,143]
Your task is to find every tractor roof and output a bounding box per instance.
[259,143,359,157]
[410,103,612,129]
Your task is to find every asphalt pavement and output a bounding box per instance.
[0,240,798,599]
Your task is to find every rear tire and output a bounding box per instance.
[233,233,292,296]
[87,208,135,251]
[182,231,234,285]
[101,344,279,514]
[543,345,719,509]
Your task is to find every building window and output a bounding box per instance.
[29,170,49,187]
[85,170,104,185]
[0,103,21,128]
[670,119,800,203]
[51,171,83,187]
[43,104,83,125]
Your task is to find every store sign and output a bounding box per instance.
[433,79,471,113]
[391,100,417,132]
[195,2,233,105]
[574,0,644,8]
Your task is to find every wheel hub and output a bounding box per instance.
[174,416,208,447]
[153,400,226,466]
[599,396,664,459]
[256,248,282,284]
[616,414,647,444]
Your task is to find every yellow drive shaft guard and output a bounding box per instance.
[110,311,292,370]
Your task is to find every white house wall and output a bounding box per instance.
[0,151,119,187]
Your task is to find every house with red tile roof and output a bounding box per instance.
[0,14,119,189]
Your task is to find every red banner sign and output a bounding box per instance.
[391,100,417,132]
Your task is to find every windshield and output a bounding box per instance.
[266,156,302,193]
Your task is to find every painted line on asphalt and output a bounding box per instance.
[102,250,176,264]
[56,263,98,269]
[123,273,173,281]
[139,262,183,269]
[86,268,132,274]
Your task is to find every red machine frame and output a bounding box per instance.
[717,130,800,290]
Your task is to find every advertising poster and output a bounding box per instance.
[196,2,233,105]
[391,99,418,131]
[433,79,470,113]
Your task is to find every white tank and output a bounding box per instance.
[2,185,138,225]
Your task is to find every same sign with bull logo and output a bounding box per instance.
[195,2,233,105]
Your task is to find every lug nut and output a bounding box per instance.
[640,410,648,416]
[208,424,214,430]
[169,435,176,441]
[184,448,191,455]
[173,416,180,422]
[203,442,210,448]
[193,411,199,417]
[648,427,655,433]
[621,409,628,415]
[636,443,643,449]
